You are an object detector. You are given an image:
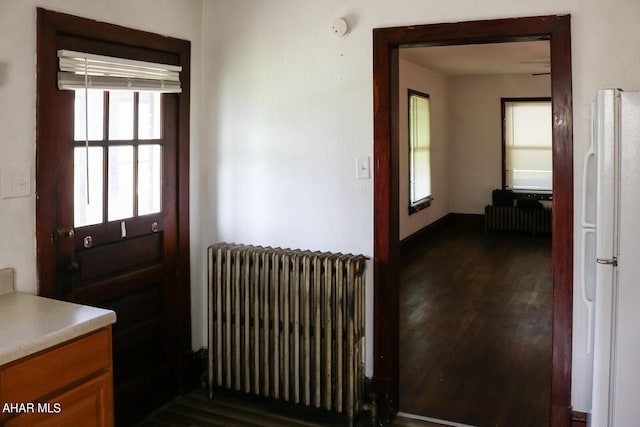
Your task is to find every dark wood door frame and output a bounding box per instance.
[372,15,573,426]
[36,7,192,387]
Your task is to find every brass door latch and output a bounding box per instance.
[53,226,75,242]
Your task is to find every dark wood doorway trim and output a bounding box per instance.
[372,15,573,426]
[36,7,192,384]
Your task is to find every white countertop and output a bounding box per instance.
[0,292,117,366]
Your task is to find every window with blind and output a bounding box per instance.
[408,89,432,213]
[56,50,182,227]
[502,98,552,192]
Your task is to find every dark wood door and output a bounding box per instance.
[36,9,191,426]
[57,89,179,424]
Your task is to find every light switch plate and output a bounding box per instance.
[1,166,31,199]
[356,156,370,180]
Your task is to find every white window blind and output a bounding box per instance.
[504,100,552,191]
[57,49,182,93]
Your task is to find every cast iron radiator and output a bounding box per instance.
[207,242,366,425]
[484,205,552,234]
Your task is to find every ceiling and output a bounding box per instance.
[398,40,550,76]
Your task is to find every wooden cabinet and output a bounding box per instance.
[0,327,114,427]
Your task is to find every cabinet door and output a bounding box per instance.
[4,373,113,427]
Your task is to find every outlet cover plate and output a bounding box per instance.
[356,156,370,180]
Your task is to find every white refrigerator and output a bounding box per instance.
[582,88,640,427]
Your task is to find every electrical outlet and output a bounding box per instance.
[1,166,31,199]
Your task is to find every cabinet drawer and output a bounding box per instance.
[0,328,111,403]
[4,372,113,427]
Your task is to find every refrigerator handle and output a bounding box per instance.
[581,227,595,354]
[581,101,597,228]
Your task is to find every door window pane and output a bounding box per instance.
[74,146,104,227]
[73,89,164,225]
[74,89,104,141]
[138,92,162,139]
[109,90,134,140]
[138,144,162,215]
[108,146,134,221]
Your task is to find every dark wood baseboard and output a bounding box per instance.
[450,212,484,228]
[400,213,484,255]
[571,410,588,427]
[400,214,453,255]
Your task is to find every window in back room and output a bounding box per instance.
[502,98,552,192]
[408,89,433,213]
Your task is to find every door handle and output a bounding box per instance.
[596,257,618,266]
[65,259,80,273]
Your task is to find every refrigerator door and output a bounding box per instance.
[594,89,618,262]
[590,88,620,427]
[591,263,617,427]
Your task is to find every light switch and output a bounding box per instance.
[1,166,31,199]
[356,156,370,180]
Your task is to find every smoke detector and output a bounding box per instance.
[330,18,349,37]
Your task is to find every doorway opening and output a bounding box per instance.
[396,40,553,426]
[372,15,573,426]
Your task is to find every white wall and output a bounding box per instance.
[202,0,640,412]
[399,58,450,240]
[201,0,377,373]
[449,73,551,213]
[3,0,640,415]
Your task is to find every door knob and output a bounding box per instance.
[65,260,80,273]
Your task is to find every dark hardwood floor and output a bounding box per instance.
[137,388,449,427]
[399,220,552,427]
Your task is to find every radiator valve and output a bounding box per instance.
[360,393,379,426]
